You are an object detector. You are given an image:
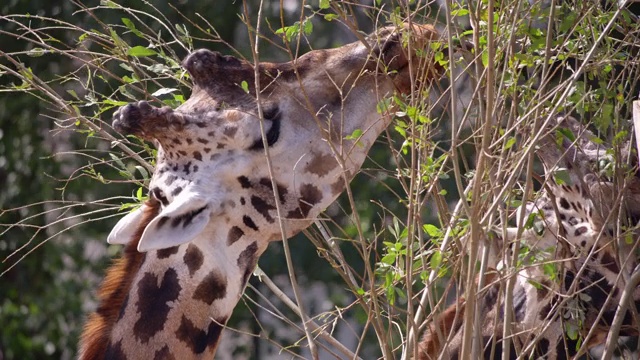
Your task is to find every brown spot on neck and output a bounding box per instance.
[133,268,182,343]
[157,245,179,259]
[175,315,226,355]
[153,345,177,360]
[237,241,259,285]
[184,244,205,276]
[304,152,339,177]
[193,270,228,305]
[227,226,244,245]
[286,184,323,219]
[78,200,160,360]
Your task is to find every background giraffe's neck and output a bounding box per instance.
[79,201,266,359]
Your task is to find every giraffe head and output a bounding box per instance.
[108,24,442,252]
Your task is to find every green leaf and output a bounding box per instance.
[276,23,302,42]
[109,153,126,170]
[100,0,118,8]
[589,136,603,145]
[121,18,143,38]
[451,8,469,16]
[240,80,249,94]
[504,137,516,150]
[381,253,396,265]
[565,322,579,340]
[376,97,391,114]
[119,63,134,72]
[527,280,542,289]
[430,251,442,270]
[303,19,313,36]
[554,169,571,186]
[345,129,362,140]
[542,262,557,281]
[423,224,440,237]
[66,89,79,100]
[102,98,128,107]
[148,63,171,74]
[533,221,545,236]
[524,211,538,229]
[556,127,576,142]
[481,50,489,68]
[319,0,330,9]
[127,46,157,57]
[136,165,149,180]
[324,13,338,21]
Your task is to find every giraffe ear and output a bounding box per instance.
[107,206,146,245]
[137,190,212,252]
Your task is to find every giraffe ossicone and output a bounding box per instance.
[80,23,442,359]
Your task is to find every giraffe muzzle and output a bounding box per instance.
[112,101,185,139]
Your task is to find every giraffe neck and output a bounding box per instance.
[418,270,583,360]
[418,253,633,360]
[79,201,265,359]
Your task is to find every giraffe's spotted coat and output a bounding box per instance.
[304,152,340,177]
[134,269,181,343]
[183,244,204,276]
[105,339,126,359]
[157,246,179,259]
[171,186,183,197]
[242,215,259,231]
[237,176,251,189]
[237,241,259,285]
[250,195,276,223]
[153,345,176,360]
[287,183,323,219]
[175,316,222,354]
[258,177,287,203]
[192,270,227,305]
[227,226,244,245]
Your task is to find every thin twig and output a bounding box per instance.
[244,1,318,357]
[256,267,363,360]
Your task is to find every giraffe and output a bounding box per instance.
[418,115,640,359]
[77,23,443,359]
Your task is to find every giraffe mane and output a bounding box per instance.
[419,297,465,358]
[78,200,160,359]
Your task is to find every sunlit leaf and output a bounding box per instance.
[127,46,157,57]
[152,88,178,97]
